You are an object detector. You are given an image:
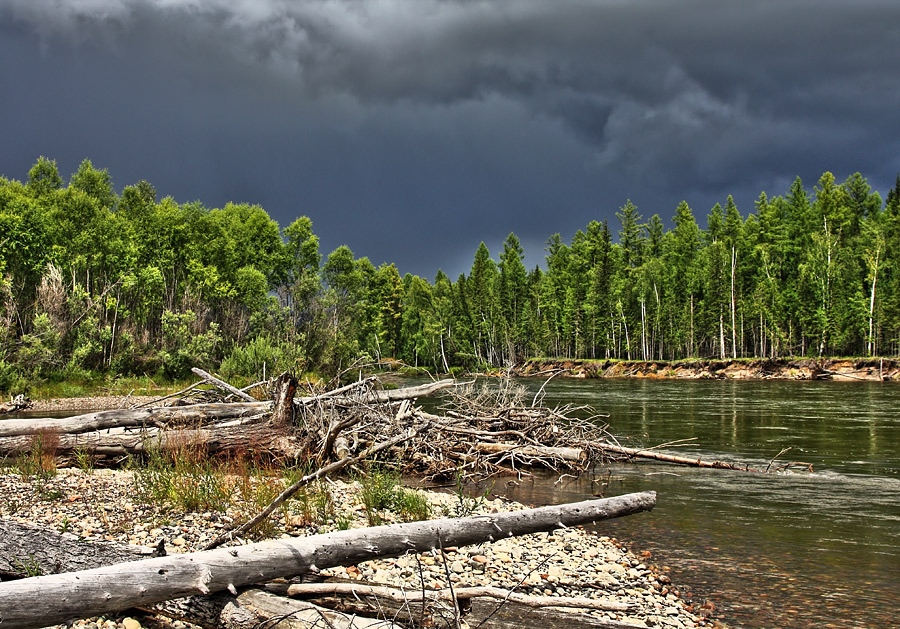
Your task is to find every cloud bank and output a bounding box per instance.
[3,0,899,275]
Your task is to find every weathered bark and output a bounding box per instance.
[0,402,272,439]
[365,379,457,404]
[0,520,156,578]
[0,421,300,459]
[0,520,396,629]
[594,442,755,471]
[270,372,297,426]
[294,379,457,408]
[473,442,586,463]
[191,368,257,402]
[0,492,656,628]
[156,588,401,629]
[286,582,631,611]
[299,586,642,629]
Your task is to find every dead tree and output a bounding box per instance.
[0,492,656,628]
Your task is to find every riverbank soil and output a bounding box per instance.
[516,357,900,381]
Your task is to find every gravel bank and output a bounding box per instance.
[0,468,718,629]
[25,396,164,413]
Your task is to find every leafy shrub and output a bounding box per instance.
[158,310,221,379]
[219,334,301,381]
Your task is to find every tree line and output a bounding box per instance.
[2,157,899,390]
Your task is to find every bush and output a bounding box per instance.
[159,310,221,379]
[219,335,302,381]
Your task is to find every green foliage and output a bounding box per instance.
[73,446,95,474]
[133,442,235,513]
[353,465,429,525]
[219,334,301,381]
[442,472,492,518]
[2,156,899,392]
[159,310,221,379]
[355,466,401,526]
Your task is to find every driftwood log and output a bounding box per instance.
[0,492,656,628]
[0,402,271,439]
[285,582,631,612]
[0,421,300,459]
[0,520,157,577]
[0,520,400,629]
[0,395,31,415]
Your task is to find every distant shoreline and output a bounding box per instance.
[513,357,900,381]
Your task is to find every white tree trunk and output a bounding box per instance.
[0,493,656,629]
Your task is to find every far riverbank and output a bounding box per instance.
[514,357,900,381]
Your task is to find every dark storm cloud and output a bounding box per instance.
[2,1,899,276]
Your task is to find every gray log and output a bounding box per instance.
[190,368,257,403]
[0,520,155,578]
[0,402,272,438]
[0,492,656,628]
[0,421,300,459]
[0,521,395,629]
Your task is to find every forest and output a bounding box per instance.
[2,156,900,392]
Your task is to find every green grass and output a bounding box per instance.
[24,373,197,400]
[354,465,431,525]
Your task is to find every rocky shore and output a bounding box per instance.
[516,357,900,381]
[0,468,718,629]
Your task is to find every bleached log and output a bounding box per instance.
[191,368,257,402]
[286,582,632,612]
[594,442,756,470]
[0,521,396,629]
[365,379,457,403]
[157,588,401,629]
[474,442,587,463]
[294,379,457,408]
[0,421,299,459]
[0,520,156,577]
[0,492,656,628]
[0,401,272,438]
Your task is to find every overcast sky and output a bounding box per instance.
[2,1,899,278]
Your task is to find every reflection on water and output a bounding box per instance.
[501,379,900,628]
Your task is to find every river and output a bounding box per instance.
[495,378,900,628]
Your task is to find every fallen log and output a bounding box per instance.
[286,582,631,612]
[157,588,401,629]
[191,368,258,402]
[294,378,458,407]
[0,401,272,438]
[594,441,755,470]
[295,585,643,629]
[0,520,156,577]
[0,421,300,459]
[0,492,656,628]
[0,520,398,629]
[0,395,31,415]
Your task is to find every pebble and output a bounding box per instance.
[0,468,716,628]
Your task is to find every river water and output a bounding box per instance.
[495,378,900,628]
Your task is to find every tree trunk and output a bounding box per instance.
[0,520,157,578]
[191,368,257,402]
[0,520,397,629]
[0,422,301,460]
[0,402,272,439]
[731,245,737,359]
[0,492,656,628]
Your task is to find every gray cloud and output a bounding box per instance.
[2,0,899,276]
